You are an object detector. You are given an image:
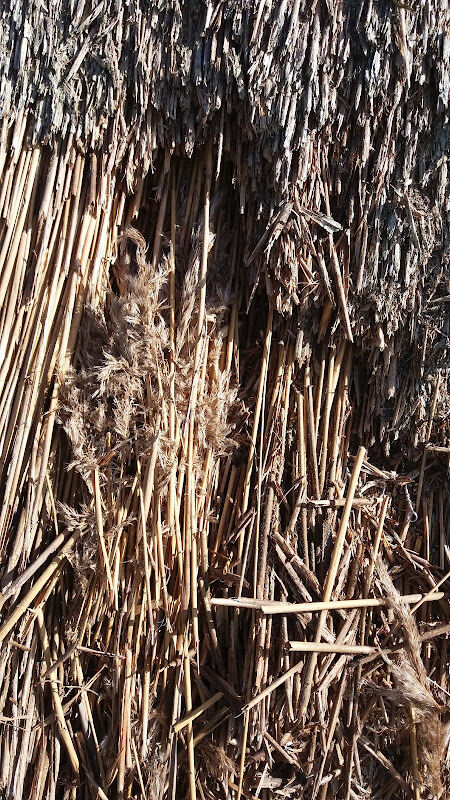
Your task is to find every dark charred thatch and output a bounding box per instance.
[0,2,448,800]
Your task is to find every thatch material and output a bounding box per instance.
[0,1,448,799]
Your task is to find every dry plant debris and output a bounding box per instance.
[0,1,448,799]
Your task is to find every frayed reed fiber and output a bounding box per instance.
[0,2,449,800]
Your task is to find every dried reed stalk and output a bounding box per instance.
[0,3,448,799]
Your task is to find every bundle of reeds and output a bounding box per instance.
[0,1,448,799]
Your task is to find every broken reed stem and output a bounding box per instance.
[37,608,80,776]
[410,567,450,614]
[299,445,366,715]
[183,143,213,666]
[93,468,115,607]
[239,304,273,556]
[359,735,411,793]
[173,692,224,733]
[286,641,375,655]
[409,706,421,800]
[210,592,444,614]
[0,529,81,644]
[237,709,250,800]
[184,643,197,800]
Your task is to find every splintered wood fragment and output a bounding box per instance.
[245,201,293,266]
[293,191,342,234]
